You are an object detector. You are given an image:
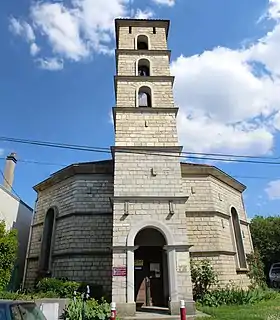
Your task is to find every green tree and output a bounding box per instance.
[0,220,18,291]
[250,216,280,281]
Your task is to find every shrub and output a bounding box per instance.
[35,278,80,298]
[61,297,111,320]
[0,290,59,300]
[247,250,267,289]
[0,221,18,291]
[199,285,277,307]
[190,259,218,300]
[76,283,107,301]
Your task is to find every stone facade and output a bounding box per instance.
[24,161,114,292]
[24,18,253,317]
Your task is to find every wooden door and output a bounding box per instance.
[134,247,165,307]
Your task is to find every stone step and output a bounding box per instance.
[123,310,209,320]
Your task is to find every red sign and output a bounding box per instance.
[113,267,127,276]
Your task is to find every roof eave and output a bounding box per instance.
[180,162,246,193]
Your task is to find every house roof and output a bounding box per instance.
[33,158,246,193]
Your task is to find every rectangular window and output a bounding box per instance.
[153,27,156,34]
[129,26,132,34]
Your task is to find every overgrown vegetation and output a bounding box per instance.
[247,250,267,289]
[34,278,107,300]
[35,278,80,298]
[199,284,277,307]
[0,220,18,291]
[250,216,280,283]
[190,258,277,308]
[190,259,218,300]
[0,290,59,300]
[61,297,111,320]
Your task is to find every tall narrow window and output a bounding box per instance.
[137,35,149,50]
[39,208,56,275]
[138,86,152,107]
[153,27,156,34]
[129,26,132,34]
[138,59,150,76]
[231,207,247,268]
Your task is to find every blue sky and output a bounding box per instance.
[1,0,280,218]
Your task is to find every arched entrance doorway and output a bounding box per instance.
[134,228,169,308]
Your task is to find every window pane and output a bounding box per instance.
[10,305,21,320]
[19,304,46,320]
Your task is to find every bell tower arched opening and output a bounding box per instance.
[134,228,169,309]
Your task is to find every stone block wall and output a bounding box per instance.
[191,254,251,288]
[52,256,112,294]
[118,26,168,50]
[24,173,114,293]
[114,152,183,197]
[182,175,253,287]
[117,52,170,76]
[209,178,247,220]
[116,80,174,108]
[114,110,178,146]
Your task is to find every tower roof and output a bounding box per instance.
[115,18,170,42]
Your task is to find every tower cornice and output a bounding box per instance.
[115,49,171,59]
[114,75,175,96]
[115,75,174,83]
[111,145,183,157]
[115,49,172,71]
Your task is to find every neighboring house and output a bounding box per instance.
[24,18,254,317]
[0,153,33,290]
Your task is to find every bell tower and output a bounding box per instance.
[111,19,195,316]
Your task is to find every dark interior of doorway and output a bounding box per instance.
[134,246,169,312]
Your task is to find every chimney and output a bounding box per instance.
[3,152,17,192]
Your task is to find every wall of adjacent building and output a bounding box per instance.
[0,185,33,289]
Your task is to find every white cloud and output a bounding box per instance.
[9,17,35,42]
[268,0,280,20]
[171,0,280,156]
[37,57,64,71]
[9,0,133,67]
[9,17,41,58]
[152,0,175,6]
[31,2,89,61]
[265,180,280,199]
[134,9,154,19]
[30,43,40,56]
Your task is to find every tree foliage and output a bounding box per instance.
[250,216,280,280]
[0,220,18,291]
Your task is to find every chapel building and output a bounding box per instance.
[23,18,253,317]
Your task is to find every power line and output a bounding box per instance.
[0,135,278,160]
[1,135,280,166]
[0,157,67,167]
[0,156,278,181]
[0,169,21,198]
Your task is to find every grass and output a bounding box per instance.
[196,294,280,320]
